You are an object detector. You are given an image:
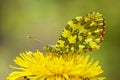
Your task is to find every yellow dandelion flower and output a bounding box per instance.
[7,51,105,80]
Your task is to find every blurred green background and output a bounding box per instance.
[0,0,120,80]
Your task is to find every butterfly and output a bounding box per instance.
[44,12,105,55]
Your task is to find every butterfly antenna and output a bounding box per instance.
[26,36,45,45]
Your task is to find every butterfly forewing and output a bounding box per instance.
[55,12,105,54]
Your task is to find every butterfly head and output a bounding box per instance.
[43,45,55,53]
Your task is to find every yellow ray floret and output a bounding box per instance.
[7,51,105,80]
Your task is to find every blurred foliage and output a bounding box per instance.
[0,0,120,80]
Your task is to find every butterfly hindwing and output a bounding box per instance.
[44,12,105,55]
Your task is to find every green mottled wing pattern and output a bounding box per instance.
[44,12,105,55]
